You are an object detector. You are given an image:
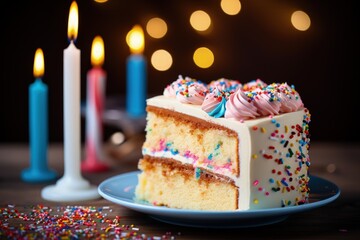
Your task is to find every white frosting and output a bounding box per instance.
[144,96,310,210]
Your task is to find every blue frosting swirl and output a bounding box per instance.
[208,97,227,118]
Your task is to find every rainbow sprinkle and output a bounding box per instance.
[0,205,179,239]
[251,110,311,207]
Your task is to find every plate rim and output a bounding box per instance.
[98,171,341,218]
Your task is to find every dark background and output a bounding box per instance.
[1,0,359,143]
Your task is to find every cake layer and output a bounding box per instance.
[136,156,238,210]
[143,105,239,177]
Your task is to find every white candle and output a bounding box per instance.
[64,41,81,180]
[41,1,99,201]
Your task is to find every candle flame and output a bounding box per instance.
[91,36,105,67]
[126,25,144,54]
[67,1,79,41]
[33,48,44,78]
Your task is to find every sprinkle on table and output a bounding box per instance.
[0,205,178,239]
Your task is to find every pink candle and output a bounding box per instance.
[82,35,108,172]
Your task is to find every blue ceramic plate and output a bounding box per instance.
[98,171,340,228]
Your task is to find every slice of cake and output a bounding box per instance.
[135,76,311,211]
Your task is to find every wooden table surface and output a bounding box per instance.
[1,141,359,239]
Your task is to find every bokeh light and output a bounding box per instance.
[190,10,211,32]
[151,49,173,71]
[110,132,125,145]
[291,10,311,31]
[193,47,214,68]
[220,0,241,15]
[93,0,108,3]
[146,17,168,39]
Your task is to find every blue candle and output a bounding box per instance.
[126,25,147,117]
[126,54,147,117]
[29,78,48,163]
[21,48,57,182]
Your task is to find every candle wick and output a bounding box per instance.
[68,38,76,45]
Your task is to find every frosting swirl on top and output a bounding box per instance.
[224,89,259,121]
[201,87,230,118]
[163,75,195,97]
[242,79,267,91]
[251,86,281,116]
[208,78,241,94]
[176,82,208,105]
[278,83,303,112]
[162,75,305,121]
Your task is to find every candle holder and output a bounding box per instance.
[41,173,99,202]
[81,142,109,172]
[21,162,57,183]
[21,139,58,181]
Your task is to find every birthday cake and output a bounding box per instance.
[135,76,311,210]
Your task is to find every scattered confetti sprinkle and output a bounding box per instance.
[0,205,178,240]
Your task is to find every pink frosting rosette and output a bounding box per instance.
[278,83,304,111]
[175,82,208,105]
[242,79,267,92]
[224,89,259,121]
[272,83,298,113]
[252,86,281,116]
[207,78,241,94]
[163,75,195,97]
